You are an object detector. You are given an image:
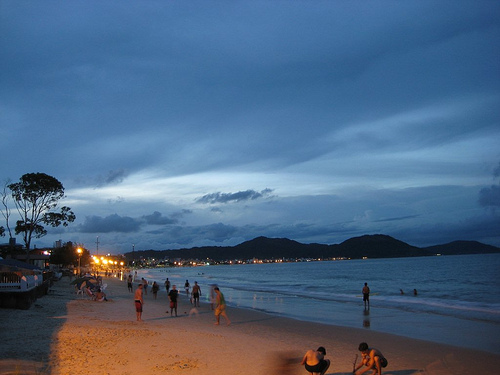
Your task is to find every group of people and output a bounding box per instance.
[302,342,387,375]
[131,275,230,325]
[131,275,389,373]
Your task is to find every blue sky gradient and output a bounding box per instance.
[1,1,499,254]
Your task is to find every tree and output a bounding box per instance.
[50,241,90,268]
[1,179,12,239]
[8,173,76,253]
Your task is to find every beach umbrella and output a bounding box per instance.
[70,276,97,285]
[70,277,90,285]
[70,276,98,290]
[70,277,86,285]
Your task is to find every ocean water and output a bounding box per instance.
[134,253,500,354]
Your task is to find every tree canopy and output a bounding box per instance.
[8,172,76,251]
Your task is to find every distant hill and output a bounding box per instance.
[421,240,500,256]
[125,234,500,261]
[335,234,422,258]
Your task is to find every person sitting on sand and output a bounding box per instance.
[301,346,330,375]
[353,342,387,375]
[94,288,108,302]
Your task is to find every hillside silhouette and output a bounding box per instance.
[126,234,500,261]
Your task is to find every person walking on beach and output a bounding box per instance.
[165,278,170,293]
[301,346,330,375]
[151,281,159,300]
[184,280,190,297]
[168,284,179,317]
[141,277,148,295]
[210,284,217,310]
[134,283,144,321]
[127,274,133,292]
[191,281,201,307]
[362,282,370,309]
[353,342,387,375]
[214,286,230,325]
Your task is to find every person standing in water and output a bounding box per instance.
[362,282,370,309]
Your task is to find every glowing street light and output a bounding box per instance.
[77,248,83,276]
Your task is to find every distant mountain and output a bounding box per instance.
[233,236,331,259]
[421,240,500,256]
[125,234,500,261]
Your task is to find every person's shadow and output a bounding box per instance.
[329,371,419,375]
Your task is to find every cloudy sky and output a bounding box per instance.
[1,1,499,254]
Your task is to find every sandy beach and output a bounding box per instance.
[0,276,498,375]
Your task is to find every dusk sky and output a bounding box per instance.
[1,1,499,254]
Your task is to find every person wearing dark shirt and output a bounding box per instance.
[168,285,179,317]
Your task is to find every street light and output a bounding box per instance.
[77,248,83,276]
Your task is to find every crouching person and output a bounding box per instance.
[301,346,330,375]
[353,342,387,375]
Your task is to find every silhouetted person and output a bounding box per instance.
[362,282,370,309]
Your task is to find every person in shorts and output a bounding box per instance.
[191,281,201,307]
[353,342,388,375]
[301,346,330,375]
[213,287,230,325]
[362,282,370,308]
[134,283,144,321]
[168,285,179,317]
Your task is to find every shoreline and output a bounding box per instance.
[137,260,500,355]
[1,276,499,374]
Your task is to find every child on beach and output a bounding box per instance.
[353,342,387,375]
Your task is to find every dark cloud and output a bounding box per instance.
[170,209,193,219]
[96,169,129,187]
[78,214,141,233]
[494,162,500,178]
[374,215,421,223]
[152,223,239,246]
[479,186,500,208]
[143,211,178,225]
[196,189,273,204]
[479,162,500,207]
